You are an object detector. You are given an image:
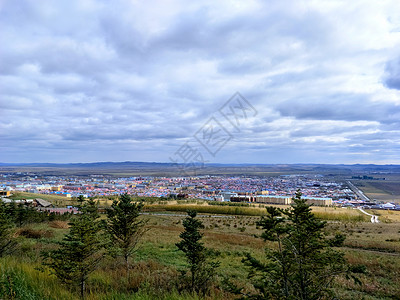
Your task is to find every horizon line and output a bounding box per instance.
[1,161,400,166]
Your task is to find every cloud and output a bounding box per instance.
[384,57,400,90]
[1,0,400,164]
[276,93,400,123]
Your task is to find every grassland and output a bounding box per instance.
[143,203,371,222]
[353,178,400,203]
[9,192,71,206]
[9,192,375,223]
[1,201,400,299]
[0,162,358,177]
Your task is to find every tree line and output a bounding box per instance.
[0,192,364,299]
[0,201,72,257]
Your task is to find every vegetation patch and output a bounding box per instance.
[48,220,69,229]
[1,193,400,299]
[16,228,54,239]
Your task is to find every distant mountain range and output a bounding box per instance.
[0,161,176,168]
[1,161,400,176]
[0,161,399,168]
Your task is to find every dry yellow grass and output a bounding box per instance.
[48,220,69,229]
[370,209,400,222]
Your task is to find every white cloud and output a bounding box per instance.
[1,0,400,163]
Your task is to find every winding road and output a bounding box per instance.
[357,207,379,223]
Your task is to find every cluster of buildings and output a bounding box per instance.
[0,197,52,208]
[0,173,363,206]
[229,194,332,206]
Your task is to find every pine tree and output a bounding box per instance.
[5,201,17,222]
[42,198,105,299]
[14,203,37,226]
[15,203,27,227]
[0,202,16,257]
[243,191,347,299]
[105,193,146,272]
[176,210,219,295]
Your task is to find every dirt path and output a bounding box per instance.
[344,247,400,256]
[357,207,379,223]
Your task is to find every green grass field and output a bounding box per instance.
[9,192,73,206]
[1,202,400,299]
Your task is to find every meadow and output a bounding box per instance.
[353,177,400,203]
[1,197,400,299]
[9,192,372,222]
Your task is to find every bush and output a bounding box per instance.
[16,228,54,239]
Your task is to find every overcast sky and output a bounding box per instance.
[1,0,400,164]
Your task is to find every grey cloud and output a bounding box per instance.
[349,130,400,142]
[100,15,147,58]
[384,57,400,90]
[276,94,400,123]
[62,128,187,142]
[289,124,378,138]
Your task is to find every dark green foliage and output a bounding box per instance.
[83,197,99,217]
[6,202,36,226]
[328,233,346,247]
[176,210,219,295]
[0,202,17,257]
[5,201,71,226]
[243,191,348,300]
[76,195,86,206]
[42,198,106,299]
[348,264,367,274]
[105,193,146,271]
[15,203,30,226]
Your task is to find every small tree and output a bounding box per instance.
[42,198,105,299]
[14,203,38,226]
[105,193,146,272]
[243,191,348,299]
[0,202,17,257]
[176,210,219,295]
[15,203,27,227]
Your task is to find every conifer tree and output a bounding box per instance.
[14,203,37,226]
[176,210,219,295]
[42,198,105,299]
[5,201,17,222]
[243,191,347,299]
[105,193,146,272]
[0,202,16,257]
[15,203,26,226]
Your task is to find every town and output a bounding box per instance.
[1,172,399,210]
